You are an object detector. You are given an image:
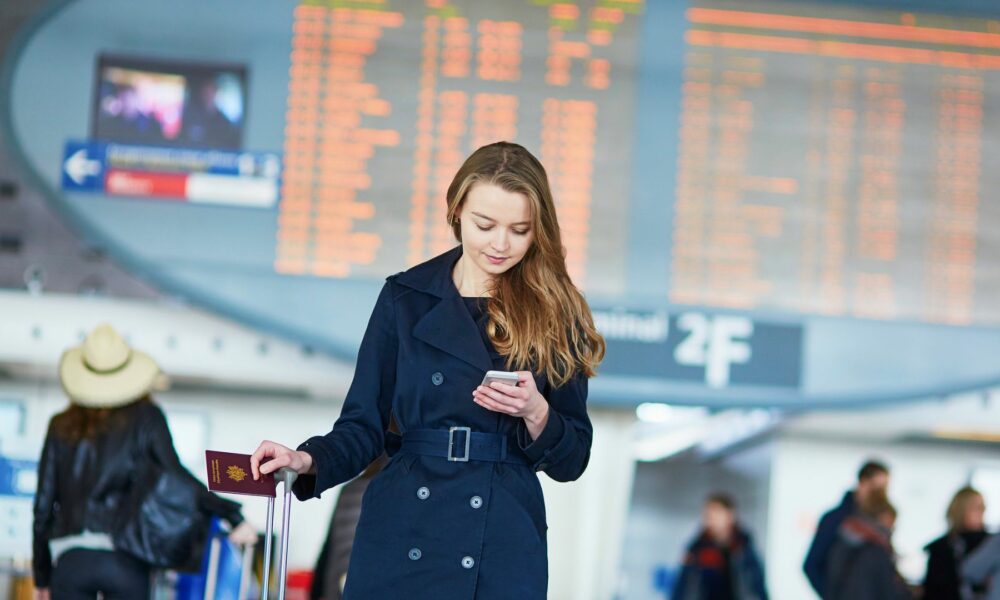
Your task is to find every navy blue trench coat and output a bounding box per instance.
[292,246,593,599]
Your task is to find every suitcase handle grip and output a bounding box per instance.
[275,467,298,488]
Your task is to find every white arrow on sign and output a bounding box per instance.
[64,149,102,185]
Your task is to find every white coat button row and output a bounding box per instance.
[461,556,475,569]
[417,486,430,500]
[470,496,483,509]
[409,548,422,561]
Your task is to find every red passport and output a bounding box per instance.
[205,450,276,497]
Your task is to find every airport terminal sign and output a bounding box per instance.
[595,309,803,390]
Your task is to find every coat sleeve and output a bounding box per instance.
[962,532,1000,585]
[32,422,58,588]
[745,536,770,600]
[867,546,911,600]
[803,508,840,595]
[671,543,698,600]
[922,541,951,596]
[515,371,592,482]
[294,281,398,499]
[143,403,244,527]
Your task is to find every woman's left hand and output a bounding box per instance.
[473,371,550,439]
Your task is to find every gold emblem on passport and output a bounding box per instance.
[227,465,248,482]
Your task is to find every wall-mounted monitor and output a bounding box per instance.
[91,53,247,150]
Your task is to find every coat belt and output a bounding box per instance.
[401,428,528,465]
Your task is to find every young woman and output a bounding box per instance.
[33,324,255,600]
[251,141,605,598]
[924,486,987,600]
[924,486,989,600]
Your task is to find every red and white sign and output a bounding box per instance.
[105,169,278,208]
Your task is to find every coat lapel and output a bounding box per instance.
[398,246,494,373]
[412,293,493,373]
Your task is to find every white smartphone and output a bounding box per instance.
[480,370,520,388]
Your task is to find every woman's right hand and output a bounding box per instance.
[249,440,314,480]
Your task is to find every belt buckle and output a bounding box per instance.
[448,426,471,462]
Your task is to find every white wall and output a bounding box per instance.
[544,408,637,600]
[766,434,1000,600]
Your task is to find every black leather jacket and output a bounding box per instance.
[33,399,243,587]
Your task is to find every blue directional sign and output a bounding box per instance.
[60,139,282,207]
[61,140,106,192]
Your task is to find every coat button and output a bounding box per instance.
[461,556,475,569]
[409,548,422,561]
[470,496,483,509]
[431,372,444,385]
[417,486,430,500]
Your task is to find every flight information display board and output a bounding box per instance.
[273,0,1000,326]
[671,0,1000,326]
[276,0,644,296]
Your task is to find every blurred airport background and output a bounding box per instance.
[1,0,1000,598]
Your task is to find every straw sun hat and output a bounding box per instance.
[59,324,167,408]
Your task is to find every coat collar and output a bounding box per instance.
[396,246,494,373]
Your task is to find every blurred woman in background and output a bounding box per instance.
[924,486,988,600]
[32,324,255,600]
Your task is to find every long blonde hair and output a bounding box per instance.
[946,486,983,533]
[446,142,605,387]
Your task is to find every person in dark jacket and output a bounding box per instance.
[825,491,911,600]
[672,493,768,600]
[803,460,889,597]
[32,324,255,600]
[250,142,607,599]
[924,486,988,600]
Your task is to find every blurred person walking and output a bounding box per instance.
[803,460,890,597]
[32,324,256,600]
[924,486,988,600]
[249,142,606,599]
[671,493,768,600]
[825,490,912,600]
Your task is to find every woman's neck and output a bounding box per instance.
[453,255,492,297]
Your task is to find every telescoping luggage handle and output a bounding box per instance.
[262,467,299,600]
